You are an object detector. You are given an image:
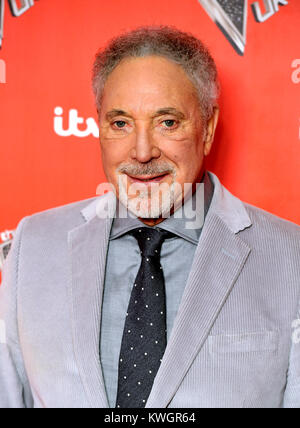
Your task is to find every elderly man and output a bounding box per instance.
[0,26,299,409]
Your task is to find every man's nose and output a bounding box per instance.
[130,125,161,163]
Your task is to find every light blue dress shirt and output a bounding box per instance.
[100,171,214,407]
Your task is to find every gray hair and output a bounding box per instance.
[92,26,219,122]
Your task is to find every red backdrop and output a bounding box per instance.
[0,0,299,275]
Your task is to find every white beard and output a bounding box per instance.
[117,173,181,219]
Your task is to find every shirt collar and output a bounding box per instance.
[109,171,214,245]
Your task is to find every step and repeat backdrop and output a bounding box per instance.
[0,0,299,277]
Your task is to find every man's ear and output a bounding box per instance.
[203,106,219,156]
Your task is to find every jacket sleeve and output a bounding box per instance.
[284,295,300,408]
[0,217,33,408]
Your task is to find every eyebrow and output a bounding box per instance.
[105,107,185,121]
[105,110,130,121]
[152,108,185,120]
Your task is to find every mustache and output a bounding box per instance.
[117,162,176,177]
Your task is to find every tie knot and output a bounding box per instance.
[130,227,174,258]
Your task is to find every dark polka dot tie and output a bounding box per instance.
[115,227,175,408]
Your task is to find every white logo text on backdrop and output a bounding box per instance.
[54,107,99,138]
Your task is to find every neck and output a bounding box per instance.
[138,217,166,227]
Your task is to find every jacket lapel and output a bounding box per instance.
[146,173,252,408]
[68,193,115,408]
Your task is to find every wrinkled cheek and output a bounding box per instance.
[101,146,119,170]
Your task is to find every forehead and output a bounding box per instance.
[100,56,200,116]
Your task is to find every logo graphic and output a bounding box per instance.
[0,0,37,49]
[199,0,289,55]
[199,0,248,55]
[251,0,288,23]
[54,107,99,138]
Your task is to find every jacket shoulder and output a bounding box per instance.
[19,196,101,239]
[244,202,300,231]
[243,202,300,245]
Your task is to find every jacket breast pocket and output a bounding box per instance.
[208,331,279,355]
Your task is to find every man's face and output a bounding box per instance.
[98,55,218,224]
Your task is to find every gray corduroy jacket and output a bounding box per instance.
[0,171,299,408]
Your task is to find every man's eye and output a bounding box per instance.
[113,121,127,128]
[162,120,176,128]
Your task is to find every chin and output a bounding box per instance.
[119,186,178,220]
[119,195,171,219]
